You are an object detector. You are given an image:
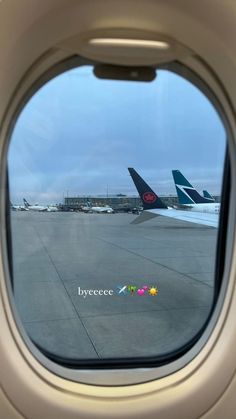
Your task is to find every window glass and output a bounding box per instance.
[8,65,226,364]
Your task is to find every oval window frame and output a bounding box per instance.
[1,52,234,386]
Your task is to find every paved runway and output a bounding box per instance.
[11,211,217,361]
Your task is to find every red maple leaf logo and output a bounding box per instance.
[143,192,157,203]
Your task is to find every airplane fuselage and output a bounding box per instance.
[27,205,48,212]
[47,206,59,212]
[91,206,114,213]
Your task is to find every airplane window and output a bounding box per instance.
[7,64,226,367]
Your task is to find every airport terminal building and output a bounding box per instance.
[64,194,221,211]
[64,195,179,211]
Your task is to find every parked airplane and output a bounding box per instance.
[203,190,215,201]
[91,205,114,213]
[11,202,28,211]
[128,168,218,227]
[47,205,59,212]
[81,202,114,213]
[172,170,220,213]
[23,198,48,212]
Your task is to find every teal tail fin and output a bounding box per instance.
[172,170,213,204]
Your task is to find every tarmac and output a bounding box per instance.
[11,211,217,361]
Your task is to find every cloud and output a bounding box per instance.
[8,67,226,203]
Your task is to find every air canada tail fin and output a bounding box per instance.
[23,198,30,208]
[172,170,213,204]
[203,190,214,201]
[128,168,167,210]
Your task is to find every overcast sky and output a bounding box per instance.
[8,66,226,204]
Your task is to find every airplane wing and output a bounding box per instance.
[131,208,218,227]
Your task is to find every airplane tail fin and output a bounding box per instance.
[203,190,214,201]
[23,198,30,208]
[128,168,167,210]
[172,170,213,204]
[86,200,92,208]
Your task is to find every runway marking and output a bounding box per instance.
[96,237,214,289]
[31,224,101,358]
[81,305,211,319]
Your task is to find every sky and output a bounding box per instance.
[8,65,226,205]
